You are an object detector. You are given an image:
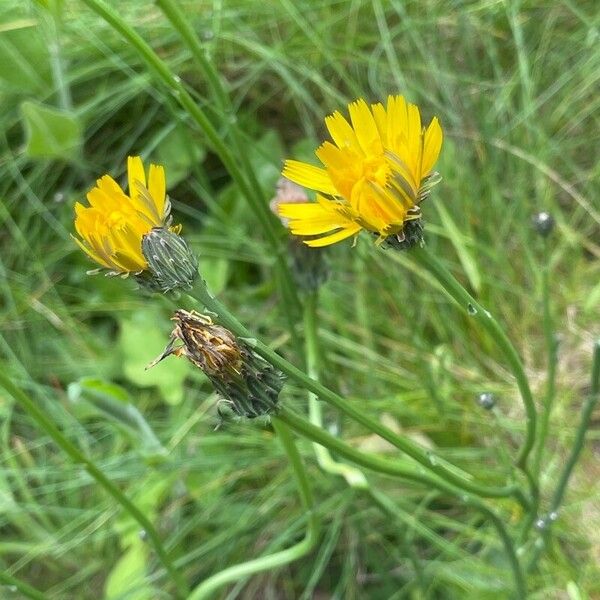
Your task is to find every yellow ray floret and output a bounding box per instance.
[278,95,443,247]
[73,156,173,274]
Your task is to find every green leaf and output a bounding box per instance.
[118,307,192,405]
[104,541,154,600]
[199,257,230,295]
[0,25,51,93]
[21,101,83,161]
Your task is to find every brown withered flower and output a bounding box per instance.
[149,310,285,418]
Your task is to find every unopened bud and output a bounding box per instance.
[476,392,496,410]
[149,310,284,418]
[139,227,198,293]
[532,212,555,237]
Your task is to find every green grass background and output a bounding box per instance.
[0,0,599,597]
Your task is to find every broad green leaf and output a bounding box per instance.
[21,101,83,161]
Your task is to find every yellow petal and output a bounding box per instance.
[303,224,362,247]
[371,103,387,146]
[148,163,166,218]
[127,156,146,199]
[315,142,360,199]
[386,96,408,153]
[406,102,422,181]
[282,160,338,196]
[348,98,383,156]
[325,111,360,152]
[421,117,443,177]
[71,234,113,269]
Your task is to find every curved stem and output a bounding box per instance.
[550,340,600,512]
[0,370,188,598]
[188,420,318,600]
[528,340,600,570]
[410,247,538,504]
[533,239,558,476]
[276,407,526,599]
[188,280,528,506]
[304,291,368,488]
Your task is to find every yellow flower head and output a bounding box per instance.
[277,95,443,247]
[74,156,175,274]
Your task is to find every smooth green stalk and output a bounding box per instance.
[0,569,47,600]
[79,0,300,321]
[528,341,600,570]
[0,370,188,599]
[550,340,600,512]
[304,291,368,488]
[154,0,229,110]
[410,246,538,502]
[188,280,528,506]
[188,420,318,600]
[532,239,558,476]
[276,407,526,599]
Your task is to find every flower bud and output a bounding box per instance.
[476,391,496,410]
[148,310,285,418]
[139,227,198,293]
[532,211,555,237]
[380,212,425,251]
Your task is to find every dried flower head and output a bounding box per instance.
[149,310,285,418]
[276,95,443,248]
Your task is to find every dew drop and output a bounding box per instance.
[467,303,477,315]
[535,518,547,530]
[427,452,438,466]
[172,75,181,84]
[139,529,148,541]
[548,511,559,522]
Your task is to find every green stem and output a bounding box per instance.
[532,239,558,476]
[550,340,600,512]
[188,420,318,600]
[188,280,528,506]
[0,370,188,598]
[528,340,600,570]
[80,0,300,321]
[304,291,368,488]
[277,407,526,599]
[0,569,46,600]
[410,247,538,502]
